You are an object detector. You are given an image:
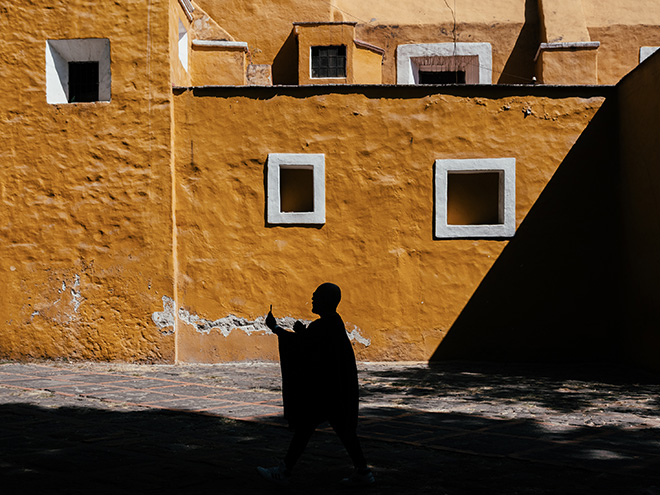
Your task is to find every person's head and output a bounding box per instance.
[311,283,341,316]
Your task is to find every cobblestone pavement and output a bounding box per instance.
[1,360,659,494]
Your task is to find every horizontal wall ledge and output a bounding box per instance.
[172,83,615,100]
[535,41,601,61]
[191,40,248,50]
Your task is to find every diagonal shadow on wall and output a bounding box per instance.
[431,99,622,364]
[497,0,539,84]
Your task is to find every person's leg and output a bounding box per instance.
[330,420,368,472]
[283,423,316,472]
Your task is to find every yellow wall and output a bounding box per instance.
[195,0,660,86]
[353,44,383,85]
[618,52,660,372]
[170,0,193,87]
[536,49,598,85]
[538,0,590,43]
[192,45,247,85]
[0,0,176,361]
[173,86,605,362]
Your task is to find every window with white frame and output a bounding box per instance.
[267,153,325,224]
[397,43,492,85]
[434,158,515,238]
[178,20,189,71]
[46,39,111,104]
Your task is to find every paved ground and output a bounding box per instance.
[1,360,659,494]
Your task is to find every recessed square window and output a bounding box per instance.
[267,154,325,225]
[46,38,111,104]
[419,69,466,84]
[435,158,515,238]
[280,167,315,212]
[311,45,346,78]
[68,61,99,102]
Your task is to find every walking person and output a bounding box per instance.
[257,283,375,486]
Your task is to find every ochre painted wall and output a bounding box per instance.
[353,45,383,85]
[170,0,193,87]
[0,0,176,361]
[194,0,660,86]
[618,52,660,373]
[536,49,598,85]
[172,86,605,362]
[192,45,247,86]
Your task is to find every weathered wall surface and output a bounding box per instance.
[0,0,175,361]
[194,0,332,66]
[589,26,660,85]
[618,52,660,373]
[172,86,606,362]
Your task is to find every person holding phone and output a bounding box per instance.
[258,283,374,486]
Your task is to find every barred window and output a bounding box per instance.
[311,45,346,78]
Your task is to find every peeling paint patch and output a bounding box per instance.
[71,274,82,313]
[178,308,274,337]
[346,324,371,347]
[30,273,85,324]
[152,295,176,335]
[151,296,371,347]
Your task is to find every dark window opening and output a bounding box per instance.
[68,61,99,102]
[447,172,501,225]
[311,45,346,78]
[419,70,466,84]
[280,167,314,212]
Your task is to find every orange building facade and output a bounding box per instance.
[1,0,659,371]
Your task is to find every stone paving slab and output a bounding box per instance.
[1,360,660,494]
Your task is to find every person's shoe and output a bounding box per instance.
[340,468,376,486]
[257,462,292,486]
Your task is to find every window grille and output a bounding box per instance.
[311,45,346,78]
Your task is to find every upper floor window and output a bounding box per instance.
[311,45,346,78]
[397,43,492,85]
[46,38,111,104]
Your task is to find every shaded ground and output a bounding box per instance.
[1,361,659,494]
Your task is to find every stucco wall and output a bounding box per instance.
[172,86,606,362]
[618,52,660,372]
[0,1,176,361]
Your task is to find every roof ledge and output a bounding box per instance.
[534,41,600,61]
[192,40,248,51]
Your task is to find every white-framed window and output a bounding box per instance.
[640,46,660,63]
[46,39,111,104]
[266,153,325,225]
[178,20,189,71]
[434,158,515,239]
[397,43,492,85]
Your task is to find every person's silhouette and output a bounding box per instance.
[257,283,375,486]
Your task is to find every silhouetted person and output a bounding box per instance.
[257,283,375,486]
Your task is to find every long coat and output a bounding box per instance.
[277,313,359,430]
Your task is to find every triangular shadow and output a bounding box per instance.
[431,98,621,363]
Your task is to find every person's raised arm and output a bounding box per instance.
[266,305,291,338]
